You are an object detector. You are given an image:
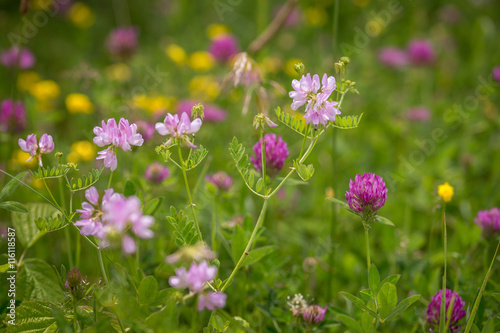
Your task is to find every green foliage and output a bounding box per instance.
[138,276,159,305]
[17,258,65,303]
[274,106,312,137]
[123,179,136,196]
[293,160,314,181]
[31,165,73,180]
[67,167,104,192]
[12,203,59,248]
[229,137,266,196]
[328,113,364,129]
[0,171,27,201]
[6,301,58,333]
[35,212,73,233]
[167,206,197,247]
[327,197,395,227]
[186,145,208,171]
[0,201,28,213]
[377,282,397,320]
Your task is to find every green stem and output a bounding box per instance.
[72,298,79,332]
[59,178,74,268]
[41,177,63,212]
[298,125,309,159]
[364,227,371,271]
[260,130,267,193]
[212,196,218,252]
[221,199,269,292]
[97,249,109,285]
[107,170,114,189]
[178,144,203,242]
[439,207,447,333]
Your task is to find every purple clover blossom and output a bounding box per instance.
[289,73,341,127]
[177,99,227,123]
[198,292,227,311]
[427,289,466,333]
[1,46,35,70]
[18,133,54,167]
[93,118,144,171]
[74,186,154,254]
[250,133,289,177]
[206,171,232,192]
[493,67,500,83]
[407,39,435,66]
[155,112,202,148]
[106,26,139,60]
[303,305,328,324]
[145,162,170,184]
[1,99,27,133]
[474,207,500,235]
[406,106,431,122]
[378,47,408,68]
[209,34,239,63]
[345,173,388,226]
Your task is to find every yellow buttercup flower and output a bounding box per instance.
[206,24,230,40]
[284,58,303,77]
[68,2,95,29]
[29,80,61,101]
[67,141,96,163]
[133,95,175,114]
[165,44,187,66]
[105,63,131,82]
[66,93,94,114]
[189,75,219,101]
[189,51,215,72]
[438,182,454,203]
[17,71,41,91]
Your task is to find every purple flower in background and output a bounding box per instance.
[378,47,408,68]
[209,34,239,63]
[251,133,289,176]
[18,133,54,167]
[206,171,232,192]
[492,67,500,83]
[345,173,387,225]
[177,99,227,122]
[198,292,227,311]
[93,118,144,171]
[135,120,155,142]
[1,46,35,70]
[155,112,202,148]
[427,289,466,333]
[75,186,154,254]
[303,305,327,324]
[145,162,170,183]
[474,207,500,234]
[407,39,435,66]
[406,106,431,122]
[1,99,26,133]
[106,26,139,60]
[289,73,341,127]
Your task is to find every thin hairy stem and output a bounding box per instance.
[439,207,447,333]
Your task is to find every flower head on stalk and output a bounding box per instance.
[289,73,341,127]
[18,133,54,167]
[93,118,144,171]
[155,112,202,148]
[106,26,139,60]
[303,305,328,324]
[345,173,388,227]
[437,182,454,203]
[74,186,154,254]
[169,260,226,311]
[1,99,27,133]
[206,171,232,192]
[427,289,466,333]
[250,133,289,177]
[474,207,500,235]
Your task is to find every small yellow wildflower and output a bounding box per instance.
[31,0,53,10]
[11,150,37,168]
[438,182,454,203]
[67,141,96,163]
[206,24,230,40]
[284,58,303,77]
[29,80,61,101]
[165,44,187,66]
[189,51,215,72]
[133,95,175,114]
[189,76,219,101]
[105,63,131,82]
[17,71,41,91]
[68,2,95,29]
[66,93,94,114]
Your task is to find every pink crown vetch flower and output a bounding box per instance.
[155,112,202,148]
[1,46,35,70]
[18,133,54,167]
[93,118,144,171]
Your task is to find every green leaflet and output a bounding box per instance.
[67,167,104,192]
[186,145,208,171]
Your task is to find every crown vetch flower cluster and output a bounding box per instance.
[289,73,341,127]
[75,186,154,254]
[474,207,500,234]
[251,133,289,176]
[169,261,226,311]
[93,118,144,171]
[18,133,54,167]
[427,289,466,333]
[345,173,388,226]
[155,112,202,148]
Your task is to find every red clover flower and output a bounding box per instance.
[427,289,466,333]
[474,207,500,235]
[250,133,289,176]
